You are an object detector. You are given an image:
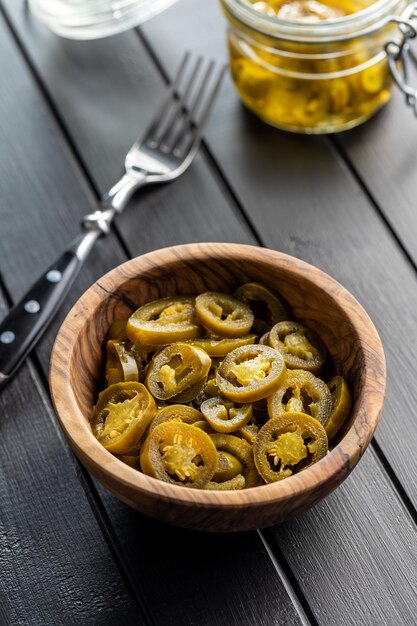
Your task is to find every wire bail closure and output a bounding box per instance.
[386,3,417,115]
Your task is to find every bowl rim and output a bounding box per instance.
[49,242,386,509]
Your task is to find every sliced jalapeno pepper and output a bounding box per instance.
[237,417,261,445]
[254,412,328,483]
[149,404,203,433]
[209,433,260,487]
[206,474,246,490]
[145,343,211,401]
[127,297,201,345]
[268,321,326,375]
[140,422,218,488]
[195,292,254,338]
[325,376,352,440]
[212,451,244,482]
[91,382,156,454]
[186,333,257,356]
[267,369,332,425]
[234,282,289,333]
[200,396,252,433]
[107,319,129,341]
[114,453,140,469]
[216,344,286,402]
[105,340,141,386]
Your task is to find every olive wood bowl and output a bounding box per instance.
[50,243,386,532]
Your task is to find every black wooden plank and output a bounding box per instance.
[0,3,254,255]
[0,288,140,625]
[94,485,304,626]
[335,87,417,268]
[271,447,417,625]
[0,8,128,366]
[0,5,305,626]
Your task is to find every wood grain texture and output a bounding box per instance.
[50,243,385,532]
[0,290,140,625]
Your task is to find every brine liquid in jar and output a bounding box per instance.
[225,0,396,133]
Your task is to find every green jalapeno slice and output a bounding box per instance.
[140,422,218,488]
[200,396,252,433]
[186,333,257,356]
[206,475,246,490]
[145,343,211,401]
[105,340,141,386]
[325,376,352,440]
[267,369,332,425]
[149,404,203,432]
[91,382,156,454]
[254,412,328,483]
[127,297,201,345]
[216,344,286,402]
[268,321,326,375]
[209,433,260,488]
[195,292,254,338]
[234,282,289,333]
[107,319,129,341]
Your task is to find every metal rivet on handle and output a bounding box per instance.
[46,270,62,283]
[1,331,15,344]
[24,300,41,314]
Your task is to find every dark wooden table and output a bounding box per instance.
[1,1,417,624]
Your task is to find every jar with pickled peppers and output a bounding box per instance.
[220,0,415,133]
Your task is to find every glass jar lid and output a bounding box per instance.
[222,0,408,41]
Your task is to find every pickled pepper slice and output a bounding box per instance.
[195,292,254,338]
[234,282,289,333]
[254,412,328,483]
[127,296,201,345]
[140,422,218,488]
[149,404,204,433]
[216,344,286,402]
[91,382,156,454]
[268,321,326,374]
[268,369,332,425]
[186,334,257,356]
[200,396,252,433]
[105,340,140,386]
[145,343,211,401]
[212,451,244,482]
[206,475,246,490]
[209,433,260,487]
[325,376,352,440]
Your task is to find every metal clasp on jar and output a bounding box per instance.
[385,2,417,115]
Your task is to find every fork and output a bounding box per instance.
[0,53,226,389]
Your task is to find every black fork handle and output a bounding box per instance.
[0,229,99,389]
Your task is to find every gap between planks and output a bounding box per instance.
[330,136,417,282]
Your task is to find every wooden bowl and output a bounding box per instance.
[50,243,386,532]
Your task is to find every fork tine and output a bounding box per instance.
[173,64,227,157]
[169,60,215,151]
[144,52,191,148]
[158,56,204,150]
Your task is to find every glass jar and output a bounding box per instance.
[28,0,179,40]
[220,0,417,133]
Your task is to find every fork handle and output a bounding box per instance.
[0,229,100,388]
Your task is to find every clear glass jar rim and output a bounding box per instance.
[221,0,408,40]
